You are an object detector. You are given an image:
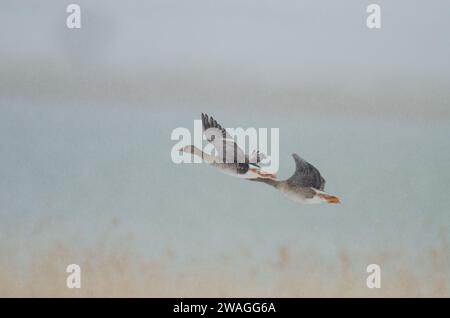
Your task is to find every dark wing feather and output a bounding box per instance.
[286,153,325,190]
[201,113,251,165]
[201,113,231,141]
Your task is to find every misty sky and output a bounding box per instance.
[1,1,449,76]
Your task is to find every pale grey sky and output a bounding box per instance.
[1,1,449,73]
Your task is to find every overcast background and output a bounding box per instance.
[0,1,449,296]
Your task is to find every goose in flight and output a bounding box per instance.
[251,154,341,204]
[179,113,276,179]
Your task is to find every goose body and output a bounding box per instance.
[179,113,276,179]
[251,154,340,204]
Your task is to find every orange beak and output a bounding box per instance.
[326,196,341,204]
[318,193,341,204]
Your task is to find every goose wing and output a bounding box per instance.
[286,153,325,190]
[201,113,249,164]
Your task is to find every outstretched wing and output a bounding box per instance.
[201,113,248,164]
[201,113,232,140]
[286,153,325,190]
